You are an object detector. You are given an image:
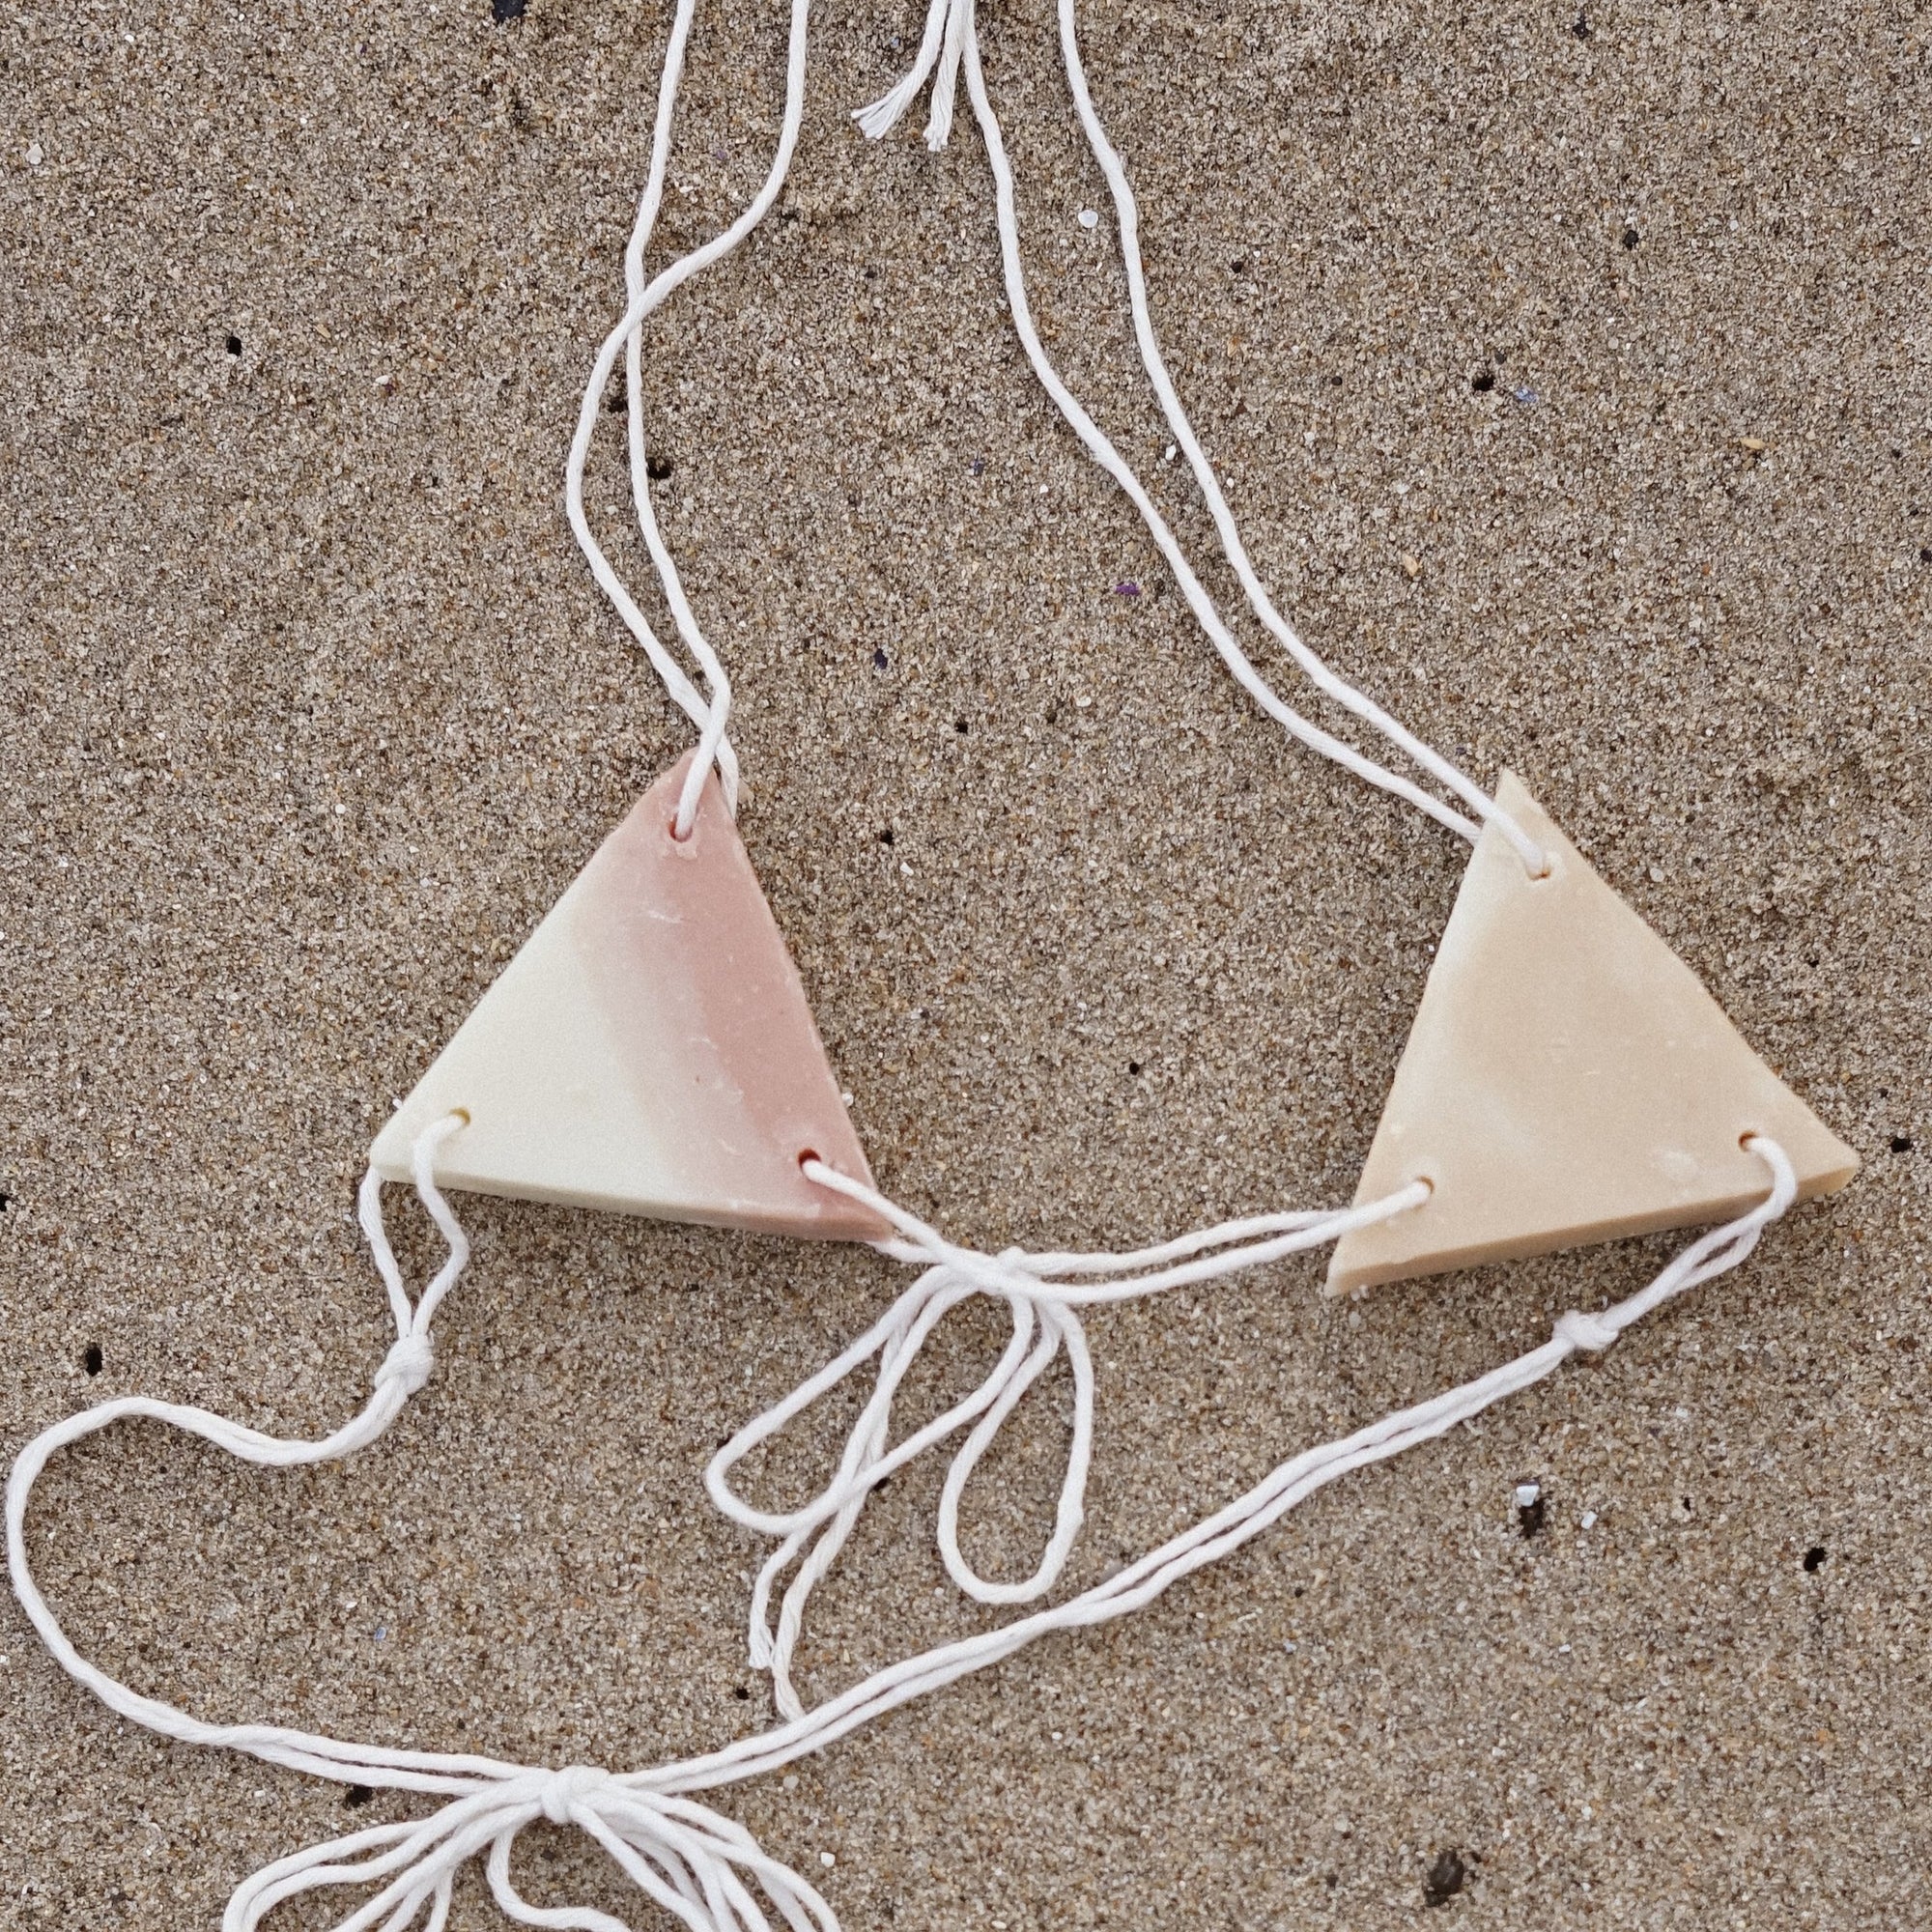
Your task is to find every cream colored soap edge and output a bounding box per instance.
[368,758,886,1243]
[1325,774,1858,1296]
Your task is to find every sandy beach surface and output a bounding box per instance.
[3,0,1928,1923]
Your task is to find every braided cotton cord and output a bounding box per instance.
[8,1123,1795,1929]
[564,0,815,838]
[856,0,1548,874]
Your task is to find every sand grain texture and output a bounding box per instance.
[3,0,1928,1925]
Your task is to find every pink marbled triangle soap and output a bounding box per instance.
[370,756,883,1241]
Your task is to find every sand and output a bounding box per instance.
[3,0,1928,1923]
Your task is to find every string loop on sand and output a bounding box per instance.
[707,1166,1429,1719]
[7,1133,1793,1930]
[3,1117,470,1783]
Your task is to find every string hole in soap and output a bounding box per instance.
[448,1107,471,1127]
[797,1148,823,1174]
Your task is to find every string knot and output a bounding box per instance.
[535,1763,610,1827]
[1553,1309,1619,1355]
[376,1331,435,1396]
[992,1245,1037,1289]
[219,1767,836,1931]
[721,1165,1435,1721]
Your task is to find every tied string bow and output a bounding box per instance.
[707,1165,1431,1719]
[224,1763,836,1932]
[206,1139,1792,1931]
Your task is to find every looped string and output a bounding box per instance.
[705,1167,1432,1718]
[3,1116,470,1784]
[855,0,1549,875]
[7,1128,1795,1930]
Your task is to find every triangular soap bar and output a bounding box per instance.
[369,756,884,1241]
[1326,773,1857,1294]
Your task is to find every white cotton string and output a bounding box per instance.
[855,0,1549,876]
[5,1115,471,1786]
[7,1134,1793,1930]
[220,1769,841,1932]
[706,1168,1431,1719]
[1049,0,1547,875]
[854,0,967,151]
[705,1140,1789,1727]
[565,0,815,837]
[655,1135,1798,1802]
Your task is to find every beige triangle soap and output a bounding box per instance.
[370,756,884,1241]
[1326,773,1857,1295]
